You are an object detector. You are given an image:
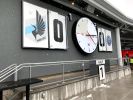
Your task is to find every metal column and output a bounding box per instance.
[116,27,123,66]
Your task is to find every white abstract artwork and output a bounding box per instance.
[98,28,106,51]
[22,1,48,48]
[106,30,113,51]
[98,27,113,52]
[49,10,67,49]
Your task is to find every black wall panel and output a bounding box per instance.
[0,0,117,80]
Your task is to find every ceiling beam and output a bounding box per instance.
[121,37,133,41]
[120,28,133,33]
[83,0,133,26]
[41,0,117,28]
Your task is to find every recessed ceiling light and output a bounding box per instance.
[72,2,75,5]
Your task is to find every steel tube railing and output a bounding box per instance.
[0,57,128,83]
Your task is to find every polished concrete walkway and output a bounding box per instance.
[68,74,133,100]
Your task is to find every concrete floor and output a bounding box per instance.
[68,74,133,100]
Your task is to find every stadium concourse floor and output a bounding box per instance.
[68,73,133,100]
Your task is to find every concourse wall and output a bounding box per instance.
[0,0,117,79]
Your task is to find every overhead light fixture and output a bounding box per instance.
[69,0,75,5]
[85,4,95,13]
[72,2,75,5]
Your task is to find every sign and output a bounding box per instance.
[96,59,105,65]
[98,28,113,52]
[22,1,48,48]
[22,1,67,49]
[98,28,106,51]
[106,30,113,51]
[49,10,67,49]
[99,65,106,80]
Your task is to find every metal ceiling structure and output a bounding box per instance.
[82,0,133,50]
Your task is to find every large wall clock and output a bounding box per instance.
[75,17,98,54]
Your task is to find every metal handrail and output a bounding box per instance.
[0,64,17,74]
[0,57,125,100]
[0,64,17,77]
[0,57,121,82]
[0,64,17,82]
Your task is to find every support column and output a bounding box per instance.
[0,91,3,100]
[116,27,123,66]
[26,85,30,100]
[14,66,18,81]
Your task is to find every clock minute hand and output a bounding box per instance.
[87,32,96,45]
[86,35,97,36]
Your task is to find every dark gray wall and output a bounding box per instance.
[0,0,118,79]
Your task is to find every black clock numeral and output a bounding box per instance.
[100,67,104,78]
[53,19,63,42]
[99,32,105,47]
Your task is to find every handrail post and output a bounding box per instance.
[14,66,18,81]
[82,62,85,78]
[29,66,31,79]
[62,64,65,83]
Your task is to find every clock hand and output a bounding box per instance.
[86,34,97,36]
[87,31,96,45]
[77,33,96,36]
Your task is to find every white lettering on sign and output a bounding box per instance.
[99,65,106,80]
[96,59,105,65]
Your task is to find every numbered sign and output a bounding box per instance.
[96,59,105,65]
[99,65,105,80]
[49,10,67,49]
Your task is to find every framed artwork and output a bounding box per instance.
[98,28,102,51]
[101,28,106,51]
[98,28,106,51]
[49,10,67,49]
[106,30,113,51]
[22,1,48,48]
[98,27,113,52]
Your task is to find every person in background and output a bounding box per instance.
[130,56,133,70]
[124,54,129,66]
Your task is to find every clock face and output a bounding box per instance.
[75,17,98,53]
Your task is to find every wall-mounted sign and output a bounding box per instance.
[22,1,48,48]
[98,28,113,52]
[98,28,106,51]
[106,30,113,51]
[99,65,106,80]
[96,59,106,80]
[49,10,67,49]
[22,1,67,49]
[96,59,105,65]
[75,17,98,54]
